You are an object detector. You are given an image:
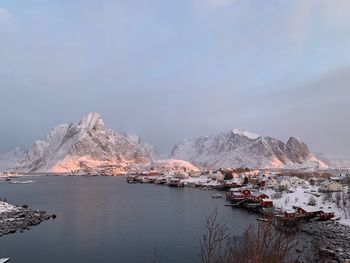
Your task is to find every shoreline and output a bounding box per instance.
[0,202,53,237]
[302,221,350,262]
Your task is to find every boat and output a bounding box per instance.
[257,218,269,222]
[0,258,10,263]
[126,175,138,183]
[167,179,184,187]
[140,177,152,183]
[9,180,35,184]
[154,178,167,185]
[211,193,222,198]
[0,177,10,181]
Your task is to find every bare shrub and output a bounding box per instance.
[199,210,303,263]
[199,209,229,263]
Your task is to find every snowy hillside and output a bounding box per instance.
[14,113,157,172]
[170,129,327,170]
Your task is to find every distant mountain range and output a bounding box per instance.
[170,129,329,170]
[0,114,348,172]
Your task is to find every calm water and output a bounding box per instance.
[0,176,258,263]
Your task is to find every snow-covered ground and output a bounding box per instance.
[0,201,16,213]
[262,186,350,226]
[181,175,221,187]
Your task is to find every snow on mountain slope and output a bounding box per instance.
[123,133,159,160]
[170,129,327,170]
[0,147,25,171]
[315,153,350,169]
[232,128,259,139]
[134,159,200,173]
[16,113,155,172]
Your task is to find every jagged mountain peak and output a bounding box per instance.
[231,128,260,140]
[78,112,105,130]
[170,129,327,169]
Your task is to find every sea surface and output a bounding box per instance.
[0,176,258,263]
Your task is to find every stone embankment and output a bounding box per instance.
[302,221,350,262]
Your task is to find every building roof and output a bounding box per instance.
[285,210,295,214]
[298,206,321,213]
[321,209,334,214]
[321,180,338,187]
[251,192,268,197]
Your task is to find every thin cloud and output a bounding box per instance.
[206,0,235,6]
[0,8,11,20]
[195,0,236,8]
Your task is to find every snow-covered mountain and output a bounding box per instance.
[0,147,25,171]
[15,113,158,172]
[170,129,327,169]
[315,153,350,169]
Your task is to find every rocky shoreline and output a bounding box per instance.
[0,205,54,237]
[302,221,350,262]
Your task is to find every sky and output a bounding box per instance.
[0,0,350,158]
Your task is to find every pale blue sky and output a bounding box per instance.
[1,0,350,157]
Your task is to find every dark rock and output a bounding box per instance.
[0,203,54,237]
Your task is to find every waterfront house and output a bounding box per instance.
[284,210,296,218]
[261,198,273,207]
[319,209,335,220]
[319,180,343,192]
[296,206,322,217]
[241,188,251,197]
[251,192,269,201]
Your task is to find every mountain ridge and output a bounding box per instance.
[0,119,346,172]
[170,129,328,169]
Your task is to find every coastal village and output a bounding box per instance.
[123,167,350,227]
[124,167,350,261]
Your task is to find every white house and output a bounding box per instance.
[279,179,291,190]
[319,180,343,192]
